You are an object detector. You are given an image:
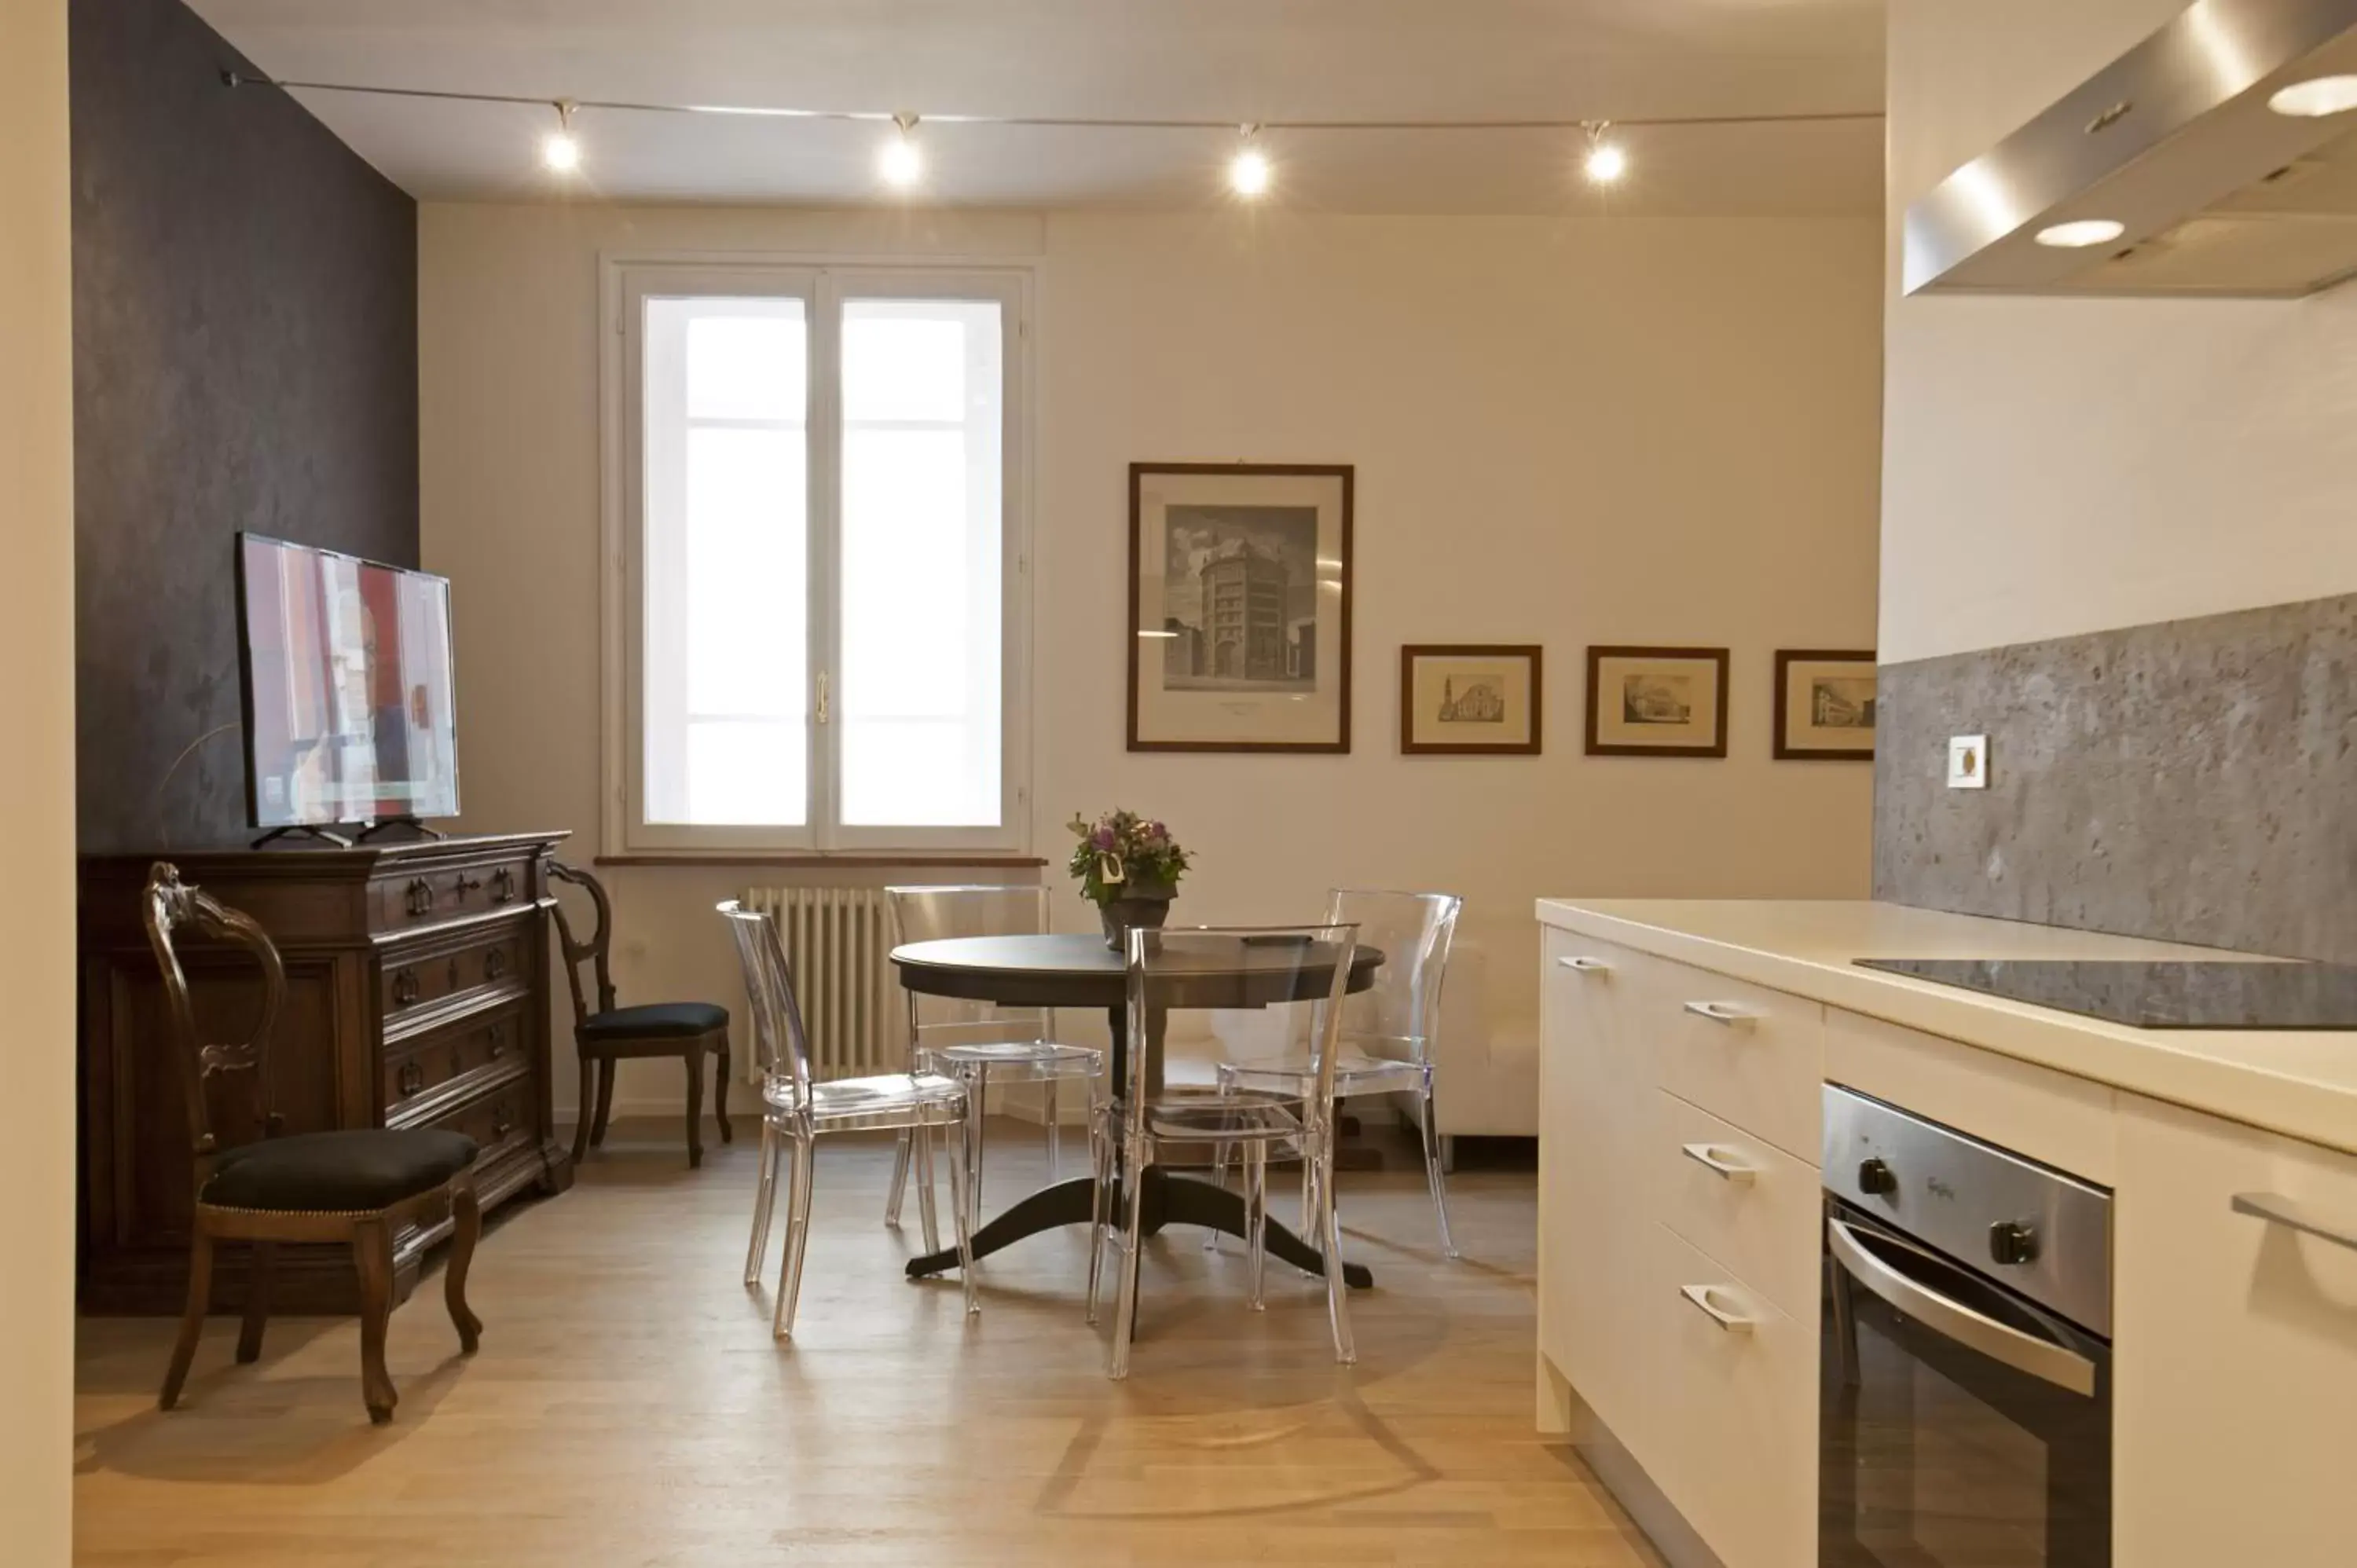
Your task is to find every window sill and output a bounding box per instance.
[593,852,1047,870]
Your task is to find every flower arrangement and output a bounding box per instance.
[1065,809,1190,905]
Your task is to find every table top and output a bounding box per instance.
[891,932,1381,1010]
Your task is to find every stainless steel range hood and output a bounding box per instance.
[1904,0,2357,297]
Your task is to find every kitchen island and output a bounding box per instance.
[1535,897,2357,1568]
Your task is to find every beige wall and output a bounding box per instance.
[1882,0,2357,665]
[422,203,1883,1116]
[0,0,78,1558]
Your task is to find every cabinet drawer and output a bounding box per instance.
[1651,1224,1818,1568]
[384,1004,526,1118]
[381,925,530,1024]
[1648,956,1823,1163]
[1659,1090,1823,1321]
[420,1074,537,1163]
[371,856,533,933]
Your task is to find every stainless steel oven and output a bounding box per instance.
[1820,1086,2113,1567]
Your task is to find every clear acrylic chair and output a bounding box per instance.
[720,900,978,1337]
[1211,889,1464,1257]
[1088,923,1360,1379]
[882,885,1104,1233]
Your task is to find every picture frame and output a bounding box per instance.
[1773,648,1878,761]
[1584,645,1731,757]
[1127,462,1353,753]
[1399,644,1543,755]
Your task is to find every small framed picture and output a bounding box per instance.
[1585,646,1730,757]
[1773,649,1877,760]
[1399,644,1543,755]
[1127,463,1353,753]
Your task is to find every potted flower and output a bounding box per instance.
[1067,810,1191,951]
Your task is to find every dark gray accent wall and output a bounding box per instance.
[1873,592,2357,964]
[71,0,417,852]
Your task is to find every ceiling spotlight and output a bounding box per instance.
[541,100,581,174]
[2034,218,2127,248]
[2268,75,2357,118]
[880,114,923,188]
[1229,126,1272,199]
[1583,123,1627,185]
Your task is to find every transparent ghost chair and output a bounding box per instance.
[883,885,1104,1233]
[1088,923,1360,1379]
[1211,889,1464,1257]
[720,900,977,1337]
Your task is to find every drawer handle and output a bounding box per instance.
[405,877,434,918]
[491,866,518,906]
[485,948,510,981]
[2233,1192,2357,1255]
[454,871,483,899]
[1682,1000,1757,1028]
[1556,955,1613,975]
[1680,1141,1758,1185]
[1677,1283,1755,1335]
[487,1022,509,1058]
[392,967,422,1006]
[397,1060,426,1097]
[492,1101,516,1138]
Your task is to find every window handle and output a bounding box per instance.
[816,671,829,726]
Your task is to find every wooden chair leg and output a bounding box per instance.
[714,1042,732,1144]
[236,1240,275,1365]
[685,1046,706,1168]
[445,1182,484,1354]
[590,1055,618,1149]
[573,1056,599,1164]
[352,1215,398,1423]
[159,1229,214,1410]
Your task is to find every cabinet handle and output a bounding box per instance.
[491,1101,516,1138]
[1556,955,1612,974]
[1682,1000,1757,1028]
[490,866,517,906]
[2232,1192,2357,1255]
[487,1022,509,1058]
[1681,1142,1758,1185]
[392,968,421,1006]
[1677,1283,1755,1335]
[485,948,509,981]
[405,877,434,918]
[454,871,482,899]
[397,1060,426,1097]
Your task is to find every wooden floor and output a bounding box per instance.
[74,1119,1662,1566]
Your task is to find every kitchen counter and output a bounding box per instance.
[1536,898,2357,1158]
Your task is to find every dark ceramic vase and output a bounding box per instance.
[1098,881,1176,952]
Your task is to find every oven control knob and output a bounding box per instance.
[1857,1157,1897,1196]
[1989,1220,2040,1266]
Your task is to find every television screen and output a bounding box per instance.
[236,533,460,830]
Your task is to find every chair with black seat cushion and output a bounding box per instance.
[550,860,733,1167]
[142,862,484,1425]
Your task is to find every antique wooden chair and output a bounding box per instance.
[549,861,732,1167]
[142,862,484,1425]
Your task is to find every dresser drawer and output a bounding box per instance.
[382,925,530,1026]
[370,855,533,934]
[1659,1090,1824,1321]
[1650,1224,1819,1568]
[416,1072,537,1163]
[384,1004,526,1117]
[1646,955,1824,1163]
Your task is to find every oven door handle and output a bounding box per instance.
[1826,1215,2098,1397]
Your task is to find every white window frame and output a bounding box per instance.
[599,255,1033,857]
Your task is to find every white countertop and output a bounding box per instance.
[1536,898,2357,1157]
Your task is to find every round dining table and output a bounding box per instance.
[891,932,1382,1290]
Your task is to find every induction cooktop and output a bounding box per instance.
[1853,958,2357,1030]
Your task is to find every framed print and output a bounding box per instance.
[1400,644,1542,755]
[1127,463,1353,753]
[1584,645,1730,757]
[1774,648,1877,760]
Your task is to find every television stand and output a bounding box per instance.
[250,824,355,849]
[354,815,445,844]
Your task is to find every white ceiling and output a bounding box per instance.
[188,0,1888,214]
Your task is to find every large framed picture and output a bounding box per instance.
[1127,463,1353,753]
[1585,645,1730,757]
[1399,644,1542,755]
[1773,649,1877,760]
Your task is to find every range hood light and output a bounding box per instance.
[2034,218,2128,248]
[2268,75,2357,118]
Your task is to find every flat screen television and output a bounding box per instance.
[236,533,460,833]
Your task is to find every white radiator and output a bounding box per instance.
[742,886,906,1080]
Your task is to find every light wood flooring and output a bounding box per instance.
[74,1119,1662,1566]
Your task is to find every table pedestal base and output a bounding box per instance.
[902,1167,1374,1290]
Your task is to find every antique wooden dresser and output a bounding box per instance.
[76,831,574,1313]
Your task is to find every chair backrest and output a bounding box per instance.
[1324,888,1462,1066]
[1121,923,1358,1142]
[141,862,287,1174]
[547,860,617,1029]
[717,899,815,1107]
[885,884,1053,1050]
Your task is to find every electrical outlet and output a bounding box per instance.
[1948,735,1990,789]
